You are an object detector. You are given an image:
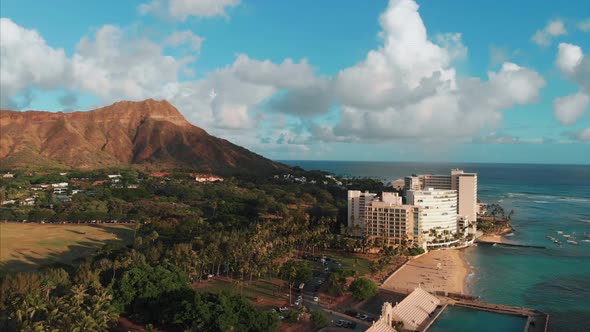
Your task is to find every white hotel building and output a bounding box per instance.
[406,188,458,243]
[405,169,478,225]
[348,169,478,249]
[347,190,377,236]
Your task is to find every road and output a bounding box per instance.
[294,256,371,332]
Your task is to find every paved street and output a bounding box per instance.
[294,256,370,332]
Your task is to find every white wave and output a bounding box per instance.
[558,197,590,203]
[506,192,590,204]
[579,219,590,223]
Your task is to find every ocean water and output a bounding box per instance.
[428,306,526,332]
[281,161,590,332]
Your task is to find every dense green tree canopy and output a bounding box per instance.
[349,277,378,300]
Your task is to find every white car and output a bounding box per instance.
[294,300,301,306]
[313,296,319,302]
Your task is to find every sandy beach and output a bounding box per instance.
[382,249,470,295]
[477,234,516,244]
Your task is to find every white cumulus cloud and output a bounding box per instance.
[162,54,323,130]
[72,25,192,103]
[531,19,567,46]
[0,18,69,108]
[316,0,545,142]
[553,43,590,126]
[556,43,583,74]
[1,20,194,107]
[139,0,240,21]
[165,30,204,51]
[553,93,590,125]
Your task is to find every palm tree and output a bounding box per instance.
[70,284,88,307]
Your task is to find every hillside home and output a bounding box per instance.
[194,174,224,183]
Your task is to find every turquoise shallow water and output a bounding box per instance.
[282,161,590,332]
[428,306,526,332]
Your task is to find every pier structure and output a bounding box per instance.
[446,297,549,332]
[374,288,548,332]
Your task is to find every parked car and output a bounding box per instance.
[360,314,369,320]
[313,296,319,302]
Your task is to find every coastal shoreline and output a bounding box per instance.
[477,233,515,244]
[382,248,472,295]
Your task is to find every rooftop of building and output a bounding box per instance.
[391,288,440,330]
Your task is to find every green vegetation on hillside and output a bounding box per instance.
[0,168,402,331]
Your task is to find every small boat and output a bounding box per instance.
[581,239,590,243]
[584,234,590,239]
[557,231,563,235]
[567,240,578,245]
[563,234,571,238]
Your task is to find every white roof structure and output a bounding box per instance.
[391,288,440,331]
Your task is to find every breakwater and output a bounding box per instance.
[475,240,546,249]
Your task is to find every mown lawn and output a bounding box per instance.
[194,277,289,307]
[323,252,372,276]
[0,222,134,273]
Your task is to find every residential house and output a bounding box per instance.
[194,174,224,183]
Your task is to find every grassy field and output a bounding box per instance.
[194,277,290,309]
[323,252,372,276]
[0,222,134,273]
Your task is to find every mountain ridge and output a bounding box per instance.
[0,99,288,174]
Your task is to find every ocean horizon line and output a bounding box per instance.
[277,160,590,167]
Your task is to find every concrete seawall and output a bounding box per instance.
[475,240,546,249]
[450,299,549,332]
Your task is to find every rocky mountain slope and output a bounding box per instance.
[0,99,288,174]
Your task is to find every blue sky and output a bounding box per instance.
[1,0,589,164]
